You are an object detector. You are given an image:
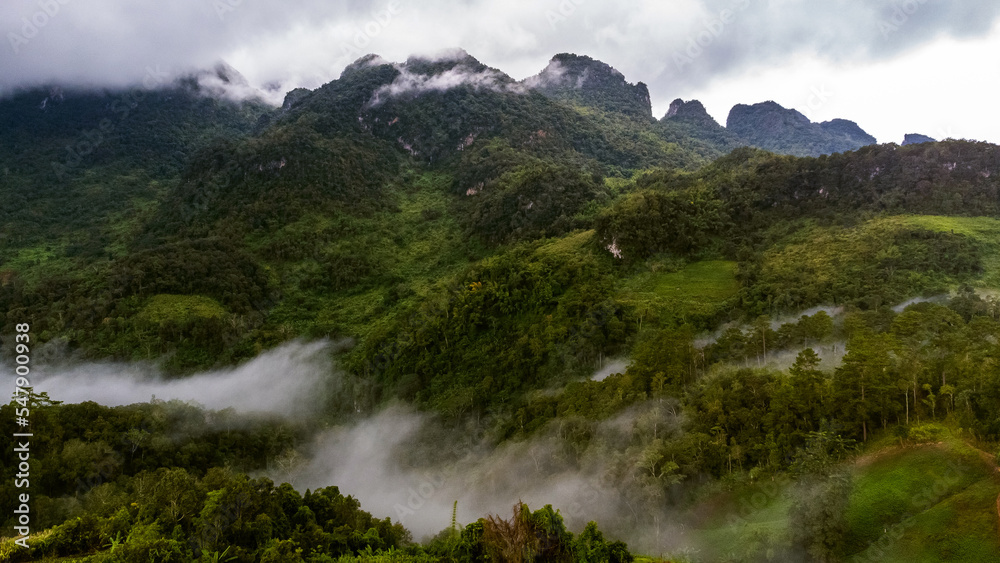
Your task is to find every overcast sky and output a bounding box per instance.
[3,0,999,144]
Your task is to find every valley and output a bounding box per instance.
[2,50,1000,562]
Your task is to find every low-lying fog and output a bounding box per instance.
[17,339,696,552]
[13,297,949,555]
[27,340,333,416]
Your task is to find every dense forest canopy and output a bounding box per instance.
[2,52,1000,561]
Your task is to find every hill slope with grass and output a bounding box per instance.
[3,50,1000,561]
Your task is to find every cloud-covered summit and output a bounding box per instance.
[2,0,998,142]
[4,0,997,96]
[365,48,523,107]
[525,53,652,119]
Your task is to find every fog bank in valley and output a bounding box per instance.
[25,340,334,416]
[273,400,695,553]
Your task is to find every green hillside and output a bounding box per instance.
[2,52,1000,561]
[684,432,1000,562]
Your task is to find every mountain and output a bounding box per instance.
[903,133,938,145]
[819,118,877,147]
[268,51,710,172]
[0,82,272,262]
[726,100,876,156]
[664,98,717,126]
[525,53,653,120]
[4,48,1000,562]
[656,98,746,159]
[3,52,993,376]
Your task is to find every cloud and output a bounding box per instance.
[366,56,523,107]
[656,0,1000,83]
[274,399,695,552]
[22,338,683,546]
[3,1,999,142]
[28,340,337,416]
[185,61,284,104]
[522,58,599,90]
[5,1,998,96]
[590,358,628,381]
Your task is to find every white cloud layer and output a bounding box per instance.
[367,58,523,107]
[2,1,999,139]
[26,340,334,416]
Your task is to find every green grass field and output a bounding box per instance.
[678,434,1000,562]
[901,215,1000,289]
[617,260,740,326]
[843,440,990,556]
[875,478,1000,562]
[137,294,228,324]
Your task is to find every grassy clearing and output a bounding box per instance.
[679,433,1000,562]
[673,471,797,561]
[853,477,1000,563]
[137,294,228,324]
[897,477,1000,562]
[0,240,84,288]
[617,260,739,325]
[691,492,794,561]
[840,434,1000,560]
[534,229,596,258]
[3,242,67,271]
[899,215,1000,289]
[842,441,987,555]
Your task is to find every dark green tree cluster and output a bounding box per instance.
[1,396,641,562]
[350,235,628,416]
[704,140,1000,223]
[0,86,271,258]
[738,220,981,314]
[2,470,410,563]
[426,502,632,563]
[594,184,729,262]
[706,311,834,365]
[465,160,605,244]
[145,122,399,242]
[110,237,272,313]
[502,294,1000,488]
[0,395,305,531]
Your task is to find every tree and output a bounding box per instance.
[124,428,151,461]
[787,470,852,562]
[573,521,633,563]
[787,432,853,563]
[626,327,696,392]
[482,502,538,563]
[833,331,898,441]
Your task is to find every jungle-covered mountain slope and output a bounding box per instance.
[2,51,1000,562]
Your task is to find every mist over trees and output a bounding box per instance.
[3,51,1000,561]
